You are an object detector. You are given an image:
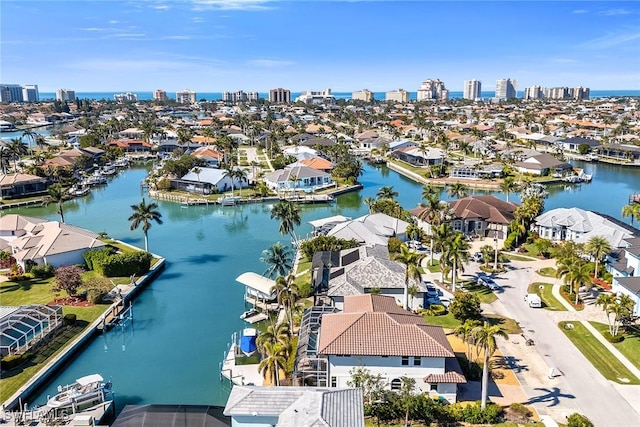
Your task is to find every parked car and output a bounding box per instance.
[438,297,452,308]
[471,252,483,263]
[479,277,500,291]
[425,284,438,298]
[426,297,452,309]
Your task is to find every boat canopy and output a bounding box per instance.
[235,272,276,300]
[76,374,104,386]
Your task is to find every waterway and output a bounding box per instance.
[6,160,639,413]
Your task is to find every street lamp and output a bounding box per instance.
[494,236,499,271]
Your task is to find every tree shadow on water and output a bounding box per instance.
[179,254,225,264]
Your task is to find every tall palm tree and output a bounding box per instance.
[128,198,163,251]
[257,341,287,386]
[441,231,470,292]
[392,244,425,310]
[432,223,455,280]
[454,319,481,364]
[447,182,468,199]
[270,276,300,327]
[584,236,612,279]
[622,202,640,226]
[5,138,28,172]
[363,196,375,214]
[270,200,301,242]
[21,129,37,153]
[472,322,508,409]
[260,242,293,279]
[376,185,398,200]
[43,183,71,223]
[500,177,518,203]
[256,320,291,356]
[421,184,439,201]
[556,259,591,305]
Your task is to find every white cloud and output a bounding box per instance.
[108,20,120,24]
[582,31,640,49]
[246,59,293,67]
[106,33,147,39]
[600,8,631,16]
[572,9,588,14]
[190,0,274,11]
[192,16,205,23]
[151,4,170,10]
[162,35,193,40]
[79,27,106,32]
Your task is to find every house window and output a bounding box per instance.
[391,378,402,390]
[331,377,337,387]
[413,357,421,366]
[430,383,438,391]
[401,356,409,366]
[453,221,462,231]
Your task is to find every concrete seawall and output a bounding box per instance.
[1,247,166,411]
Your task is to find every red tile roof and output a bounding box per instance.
[299,157,333,170]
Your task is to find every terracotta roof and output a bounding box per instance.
[299,157,333,170]
[318,295,454,358]
[424,372,467,383]
[343,294,407,314]
[448,195,518,224]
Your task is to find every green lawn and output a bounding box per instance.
[559,321,640,384]
[504,254,536,262]
[463,282,498,304]
[296,260,311,275]
[425,259,441,273]
[537,267,556,277]
[527,282,566,311]
[422,312,461,328]
[590,322,640,369]
[0,276,57,306]
[484,314,522,334]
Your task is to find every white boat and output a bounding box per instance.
[83,173,108,186]
[113,157,130,168]
[44,374,112,418]
[100,165,117,176]
[68,185,91,197]
[220,196,240,206]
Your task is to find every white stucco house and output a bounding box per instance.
[0,214,107,268]
[262,165,333,193]
[532,208,634,248]
[172,167,249,195]
[327,212,409,246]
[311,294,465,402]
[224,385,364,427]
[608,236,640,316]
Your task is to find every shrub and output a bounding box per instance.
[63,314,77,325]
[509,402,532,418]
[53,265,85,296]
[31,263,55,279]
[461,401,503,424]
[84,247,152,277]
[567,412,594,427]
[0,352,32,370]
[299,236,359,260]
[449,291,482,322]
[428,304,447,316]
[387,237,402,254]
[603,331,625,343]
[297,280,312,299]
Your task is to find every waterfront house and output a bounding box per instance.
[118,127,144,140]
[224,385,364,427]
[388,139,417,152]
[107,139,153,154]
[532,208,635,248]
[514,152,573,176]
[113,405,231,427]
[608,236,640,316]
[392,146,445,167]
[411,195,518,239]
[190,146,225,168]
[359,136,392,152]
[0,173,48,198]
[560,136,600,153]
[288,157,334,173]
[262,165,333,194]
[171,167,248,195]
[0,214,107,268]
[314,245,428,310]
[597,144,640,164]
[327,213,410,246]
[297,294,465,401]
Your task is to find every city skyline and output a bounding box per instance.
[1,1,639,92]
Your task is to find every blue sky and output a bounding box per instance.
[2,1,639,92]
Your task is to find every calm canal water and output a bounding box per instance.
[9,160,638,412]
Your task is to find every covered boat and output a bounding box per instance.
[44,374,112,417]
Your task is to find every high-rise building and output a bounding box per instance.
[153,89,168,101]
[385,89,409,103]
[547,87,569,100]
[463,79,482,101]
[21,85,39,102]
[352,89,374,102]
[56,88,76,102]
[176,89,196,104]
[269,88,291,103]
[0,84,24,102]
[573,86,590,100]
[495,78,517,100]
[223,90,260,103]
[524,86,543,100]
[417,79,448,101]
[114,92,138,102]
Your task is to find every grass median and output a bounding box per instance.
[589,322,640,370]
[527,282,566,311]
[559,321,640,385]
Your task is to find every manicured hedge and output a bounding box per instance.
[84,247,152,277]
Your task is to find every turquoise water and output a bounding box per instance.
[11,161,639,411]
[37,90,640,101]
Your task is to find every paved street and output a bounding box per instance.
[422,249,640,426]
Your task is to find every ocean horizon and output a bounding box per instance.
[38,89,640,102]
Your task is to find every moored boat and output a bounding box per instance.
[43,374,112,418]
[219,196,241,206]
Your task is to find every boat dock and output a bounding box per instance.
[0,401,114,426]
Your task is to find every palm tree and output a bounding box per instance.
[363,196,375,214]
[472,321,508,409]
[257,341,287,386]
[432,223,455,280]
[454,319,481,364]
[43,183,71,223]
[622,202,640,226]
[260,242,293,279]
[595,293,635,337]
[128,198,163,251]
[421,184,439,201]
[556,259,591,305]
[5,138,28,171]
[500,177,518,203]
[270,200,301,242]
[21,129,37,153]
[376,185,398,200]
[270,276,300,327]
[256,320,291,355]
[392,244,425,310]
[447,182,468,199]
[584,236,612,279]
[441,231,470,292]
